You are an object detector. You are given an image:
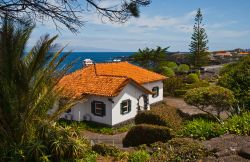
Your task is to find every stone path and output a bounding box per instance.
[164,97,229,119]
[81,130,127,148]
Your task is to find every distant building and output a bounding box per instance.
[213,51,232,58]
[238,52,250,56]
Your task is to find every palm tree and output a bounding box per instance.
[131,46,169,72]
[0,17,88,161]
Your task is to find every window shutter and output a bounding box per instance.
[102,103,106,116]
[120,102,124,114]
[91,101,95,115]
[128,100,131,112]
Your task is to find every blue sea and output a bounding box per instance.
[62,52,135,72]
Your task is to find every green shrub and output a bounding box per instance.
[184,80,209,89]
[135,103,182,131]
[181,119,225,140]
[123,124,173,147]
[163,77,184,96]
[128,150,150,162]
[58,119,133,135]
[224,112,250,135]
[186,73,199,84]
[173,89,187,97]
[184,86,236,123]
[163,67,175,77]
[92,143,121,157]
[177,64,190,73]
[150,138,208,161]
[82,151,97,162]
[165,61,178,70]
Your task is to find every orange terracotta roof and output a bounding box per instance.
[239,52,249,55]
[214,52,232,56]
[94,62,167,84]
[57,62,163,99]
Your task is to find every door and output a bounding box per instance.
[138,95,148,110]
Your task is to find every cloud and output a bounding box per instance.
[208,20,238,29]
[82,10,196,34]
[209,30,250,38]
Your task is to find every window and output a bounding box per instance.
[66,109,71,113]
[91,101,106,117]
[121,99,131,115]
[152,87,159,98]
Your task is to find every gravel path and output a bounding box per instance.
[81,130,127,148]
[164,97,229,119]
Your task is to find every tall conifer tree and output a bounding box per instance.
[189,8,209,68]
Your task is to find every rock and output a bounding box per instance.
[203,155,250,162]
[239,146,250,159]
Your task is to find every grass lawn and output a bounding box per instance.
[58,119,134,135]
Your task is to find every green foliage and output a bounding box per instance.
[173,89,187,97]
[92,143,121,157]
[82,151,98,162]
[164,76,209,97]
[163,77,184,96]
[131,46,169,71]
[184,80,210,89]
[181,119,225,140]
[128,150,150,162]
[189,8,209,68]
[123,124,173,147]
[181,112,250,140]
[184,86,236,122]
[162,67,175,77]
[177,64,190,73]
[186,73,199,84]
[224,112,250,135]
[0,17,91,161]
[218,56,250,108]
[150,138,208,162]
[165,61,178,70]
[58,119,133,135]
[135,103,182,131]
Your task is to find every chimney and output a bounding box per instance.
[83,59,93,67]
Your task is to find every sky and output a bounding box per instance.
[29,0,250,52]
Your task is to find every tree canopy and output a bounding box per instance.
[218,56,250,109]
[131,46,169,72]
[184,86,235,123]
[0,0,151,32]
[189,8,209,68]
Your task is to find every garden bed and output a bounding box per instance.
[58,119,134,135]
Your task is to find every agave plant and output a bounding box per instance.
[0,17,88,161]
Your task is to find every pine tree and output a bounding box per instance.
[189,8,209,68]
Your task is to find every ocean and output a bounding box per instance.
[62,52,135,72]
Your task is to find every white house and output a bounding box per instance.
[56,61,167,126]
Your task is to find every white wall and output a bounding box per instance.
[111,83,146,125]
[142,81,164,104]
[64,95,113,125]
[57,81,163,126]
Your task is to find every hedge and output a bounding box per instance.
[135,103,182,131]
[122,124,173,147]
